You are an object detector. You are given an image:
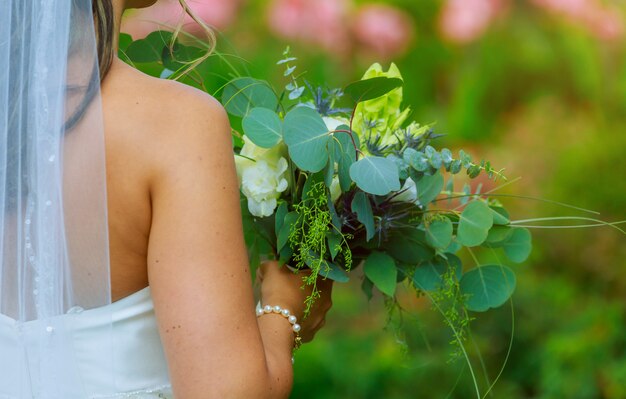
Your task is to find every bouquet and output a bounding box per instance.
[119,33,533,356]
[226,48,531,328]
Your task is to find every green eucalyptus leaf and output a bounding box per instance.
[445,240,463,254]
[416,172,444,206]
[385,230,435,264]
[274,202,288,235]
[441,148,453,169]
[242,108,283,148]
[277,212,299,252]
[351,192,375,241]
[364,252,398,297]
[426,219,454,249]
[327,232,342,260]
[459,150,472,168]
[484,226,514,246]
[457,201,494,247]
[283,107,330,172]
[344,77,404,103]
[118,33,133,53]
[450,160,463,174]
[490,206,510,225]
[350,156,400,196]
[125,31,173,63]
[424,146,442,169]
[467,165,481,179]
[162,42,204,71]
[324,149,336,188]
[413,254,462,292]
[222,77,278,118]
[388,154,409,180]
[332,127,359,190]
[361,277,374,301]
[337,152,353,192]
[332,127,359,160]
[278,245,293,266]
[405,150,429,172]
[502,228,532,263]
[460,265,516,312]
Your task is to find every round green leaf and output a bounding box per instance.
[364,252,398,297]
[283,107,330,172]
[385,230,435,264]
[349,156,401,196]
[125,31,172,63]
[344,77,404,103]
[457,201,494,247]
[490,206,510,225]
[413,254,462,292]
[460,265,516,312]
[484,226,514,246]
[426,219,453,249]
[162,42,204,71]
[502,228,532,263]
[242,108,283,148]
[222,77,278,118]
[416,172,444,206]
[118,33,133,53]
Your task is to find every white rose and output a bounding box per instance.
[391,177,418,203]
[236,136,290,217]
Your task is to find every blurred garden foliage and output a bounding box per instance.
[123,0,626,397]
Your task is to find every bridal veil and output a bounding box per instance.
[0,1,112,397]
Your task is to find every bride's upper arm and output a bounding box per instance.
[145,87,267,397]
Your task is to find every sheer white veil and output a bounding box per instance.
[0,0,111,397]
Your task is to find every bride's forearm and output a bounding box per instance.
[255,315,297,399]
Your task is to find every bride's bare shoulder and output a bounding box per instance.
[102,59,230,167]
[103,59,228,139]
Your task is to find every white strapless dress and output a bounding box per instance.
[0,287,172,398]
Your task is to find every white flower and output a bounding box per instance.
[323,116,350,133]
[391,177,418,203]
[235,136,290,217]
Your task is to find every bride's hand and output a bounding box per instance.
[257,260,333,343]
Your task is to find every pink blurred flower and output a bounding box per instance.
[531,0,624,41]
[530,0,594,19]
[266,0,350,53]
[122,0,242,39]
[438,0,505,44]
[352,4,415,59]
[586,6,624,41]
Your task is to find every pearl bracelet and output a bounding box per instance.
[256,304,303,354]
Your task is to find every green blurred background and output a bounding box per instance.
[125,0,626,397]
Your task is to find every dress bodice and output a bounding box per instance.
[0,288,172,398]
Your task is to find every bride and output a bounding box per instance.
[0,0,332,398]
